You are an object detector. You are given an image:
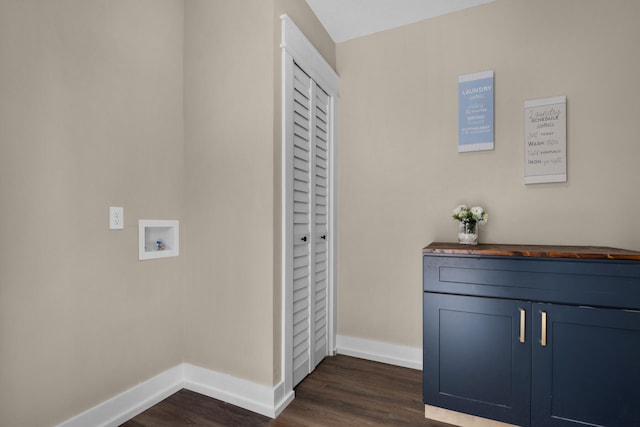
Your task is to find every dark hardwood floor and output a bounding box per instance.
[121,355,455,427]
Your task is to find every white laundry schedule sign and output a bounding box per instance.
[524,96,567,184]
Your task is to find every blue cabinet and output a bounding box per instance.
[531,303,640,426]
[423,243,640,427]
[424,293,532,425]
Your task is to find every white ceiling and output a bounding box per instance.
[305,0,496,43]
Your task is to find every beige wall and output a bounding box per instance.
[183,0,276,386]
[0,1,334,424]
[0,1,185,426]
[183,0,334,387]
[335,0,640,348]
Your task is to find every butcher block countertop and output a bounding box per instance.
[423,242,640,261]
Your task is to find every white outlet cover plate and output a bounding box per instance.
[109,207,124,229]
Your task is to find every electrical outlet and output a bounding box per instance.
[109,207,124,230]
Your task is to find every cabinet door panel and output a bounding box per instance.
[424,293,531,426]
[532,304,640,427]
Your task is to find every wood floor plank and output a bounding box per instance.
[121,355,455,427]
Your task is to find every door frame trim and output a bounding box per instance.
[280,14,338,393]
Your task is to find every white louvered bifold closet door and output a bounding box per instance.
[312,86,329,367]
[291,63,330,387]
[291,63,312,387]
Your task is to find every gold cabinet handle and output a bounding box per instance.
[519,308,526,343]
[541,311,547,347]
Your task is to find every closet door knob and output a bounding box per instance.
[301,236,308,242]
[320,235,326,240]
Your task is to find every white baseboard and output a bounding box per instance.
[336,335,423,370]
[57,365,184,427]
[57,363,294,427]
[183,363,294,418]
[58,337,418,427]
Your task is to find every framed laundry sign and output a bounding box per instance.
[458,70,494,152]
[524,96,567,184]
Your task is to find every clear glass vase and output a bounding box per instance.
[458,221,478,245]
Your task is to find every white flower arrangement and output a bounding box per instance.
[452,204,488,226]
